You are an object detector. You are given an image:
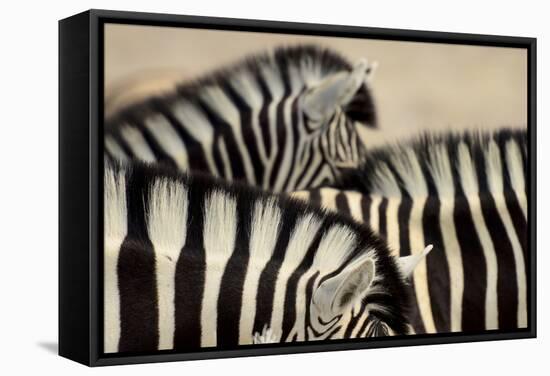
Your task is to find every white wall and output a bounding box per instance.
[0,0,546,374]
[103,24,527,147]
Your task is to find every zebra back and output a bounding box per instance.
[291,128,528,334]
[104,45,377,192]
[104,161,415,353]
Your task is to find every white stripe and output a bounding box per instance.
[369,196,381,233]
[371,163,401,257]
[345,191,364,223]
[229,70,269,163]
[457,142,499,330]
[200,86,256,184]
[506,139,527,219]
[259,61,285,187]
[201,190,238,347]
[239,199,282,344]
[273,65,303,191]
[218,137,233,181]
[485,140,527,328]
[285,102,308,191]
[144,114,189,170]
[351,311,369,338]
[320,188,338,211]
[289,190,310,203]
[329,120,337,160]
[392,150,437,333]
[439,198,464,332]
[120,125,156,163]
[105,136,128,161]
[336,115,347,161]
[103,167,127,353]
[385,197,401,258]
[147,178,189,350]
[171,100,220,176]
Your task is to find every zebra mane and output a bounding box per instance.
[105,44,376,127]
[336,128,527,198]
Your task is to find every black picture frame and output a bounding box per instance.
[59,9,537,367]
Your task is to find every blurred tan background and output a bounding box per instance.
[105,24,527,147]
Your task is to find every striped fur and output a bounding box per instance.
[103,161,412,353]
[291,129,528,334]
[104,45,377,192]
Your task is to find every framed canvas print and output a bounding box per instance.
[59,9,536,366]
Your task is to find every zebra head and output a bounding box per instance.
[294,55,377,189]
[301,240,431,342]
[104,45,377,192]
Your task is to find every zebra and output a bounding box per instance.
[103,160,432,353]
[291,128,529,335]
[104,45,378,192]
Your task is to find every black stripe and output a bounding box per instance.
[335,192,352,219]
[223,83,264,184]
[453,195,487,332]
[103,147,113,162]
[217,194,252,347]
[361,195,371,225]
[294,140,318,189]
[212,135,227,178]
[474,153,518,330]
[254,69,273,158]
[301,153,330,189]
[303,272,320,342]
[378,198,388,240]
[253,209,298,335]
[173,180,206,350]
[420,154,451,334]
[298,137,310,166]
[422,195,451,333]
[308,189,322,208]
[282,97,302,191]
[268,73,291,188]
[357,313,372,337]
[117,168,159,353]
[110,128,135,159]
[343,302,369,338]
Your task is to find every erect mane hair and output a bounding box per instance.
[105,159,409,334]
[105,44,377,129]
[335,128,527,198]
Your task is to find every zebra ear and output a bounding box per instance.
[303,59,371,122]
[313,256,375,315]
[397,245,433,278]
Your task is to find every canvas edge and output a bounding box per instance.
[57,8,537,367]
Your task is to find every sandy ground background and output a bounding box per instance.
[105,24,527,147]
